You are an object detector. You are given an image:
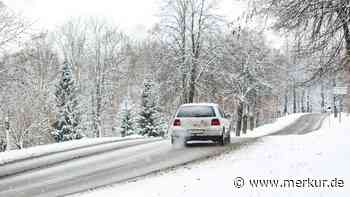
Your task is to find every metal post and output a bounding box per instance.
[326,106,331,128]
[333,79,338,118]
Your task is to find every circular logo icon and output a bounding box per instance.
[233,177,245,188]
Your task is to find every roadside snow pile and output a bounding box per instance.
[240,113,304,138]
[0,135,143,165]
[74,114,350,197]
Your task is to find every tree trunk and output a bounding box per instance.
[96,82,102,137]
[249,115,254,131]
[187,0,203,103]
[180,0,188,104]
[293,81,297,113]
[91,90,97,137]
[345,41,350,113]
[188,63,196,103]
[301,90,305,113]
[236,101,243,136]
[19,138,23,149]
[283,91,288,114]
[182,73,187,103]
[242,115,248,134]
[181,22,187,104]
[306,92,310,112]
[321,82,325,112]
[92,82,102,138]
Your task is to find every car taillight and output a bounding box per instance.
[211,118,220,126]
[173,119,181,126]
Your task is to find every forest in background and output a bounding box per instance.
[0,0,348,150]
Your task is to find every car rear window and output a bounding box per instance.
[176,106,216,117]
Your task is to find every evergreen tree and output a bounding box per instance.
[118,99,135,137]
[52,62,82,142]
[137,79,166,137]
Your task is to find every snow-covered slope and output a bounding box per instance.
[71,113,350,197]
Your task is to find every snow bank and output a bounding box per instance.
[73,114,350,197]
[0,135,143,165]
[238,113,304,138]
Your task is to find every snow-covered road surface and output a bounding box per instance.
[0,138,255,197]
[73,113,347,197]
[0,137,161,177]
[272,113,326,135]
[0,113,325,197]
[0,135,145,165]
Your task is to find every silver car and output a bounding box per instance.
[170,103,231,146]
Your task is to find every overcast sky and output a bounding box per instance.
[2,0,282,47]
[3,0,244,35]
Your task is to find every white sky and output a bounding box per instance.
[3,0,158,35]
[3,1,242,32]
[2,0,282,47]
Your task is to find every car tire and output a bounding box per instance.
[219,130,226,146]
[184,140,188,147]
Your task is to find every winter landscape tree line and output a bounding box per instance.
[0,0,349,151]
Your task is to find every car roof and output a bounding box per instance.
[180,103,219,107]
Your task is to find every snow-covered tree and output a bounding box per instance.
[159,0,222,103]
[88,18,125,138]
[249,0,350,112]
[118,99,135,137]
[0,2,29,51]
[137,79,166,137]
[0,33,60,149]
[54,18,127,138]
[52,62,82,142]
[119,108,133,137]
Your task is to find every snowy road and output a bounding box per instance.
[272,113,326,135]
[0,113,325,197]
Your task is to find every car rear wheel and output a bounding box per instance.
[219,130,226,146]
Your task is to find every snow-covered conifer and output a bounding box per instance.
[52,62,82,142]
[118,98,135,137]
[137,78,166,136]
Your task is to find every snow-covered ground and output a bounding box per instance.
[71,113,350,197]
[0,135,143,165]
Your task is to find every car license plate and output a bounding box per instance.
[191,129,204,134]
